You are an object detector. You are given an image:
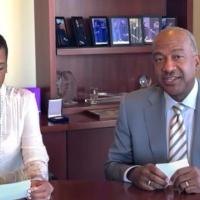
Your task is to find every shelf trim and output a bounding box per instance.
[57,46,152,56]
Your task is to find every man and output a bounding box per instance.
[105,27,200,194]
[0,34,53,199]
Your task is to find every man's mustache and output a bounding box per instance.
[161,71,181,78]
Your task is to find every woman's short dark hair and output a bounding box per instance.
[0,34,8,60]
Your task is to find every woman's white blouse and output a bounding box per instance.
[0,84,49,182]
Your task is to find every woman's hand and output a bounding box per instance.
[28,180,53,200]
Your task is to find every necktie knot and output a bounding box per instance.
[172,103,184,115]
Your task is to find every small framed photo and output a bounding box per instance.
[109,17,130,45]
[55,17,71,48]
[48,99,62,119]
[129,17,143,45]
[142,16,161,44]
[161,17,176,29]
[70,16,88,47]
[90,16,110,46]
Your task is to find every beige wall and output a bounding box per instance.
[0,0,36,87]
[193,0,200,77]
[193,0,200,51]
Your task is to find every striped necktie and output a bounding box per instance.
[169,103,187,162]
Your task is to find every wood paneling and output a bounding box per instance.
[43,131,67,179]
[56,0,166,17]
[167,0,193,31]
[67,128,115,180]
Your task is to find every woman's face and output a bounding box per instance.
[0,48,7,87]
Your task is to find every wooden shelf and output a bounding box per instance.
[40,111,117,133]
[62,102,119,115]
[35,0,193,103]
[57,46,152,56]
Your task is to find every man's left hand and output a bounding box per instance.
[171,166,200,194]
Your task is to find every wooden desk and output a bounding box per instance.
[50,180,200,200]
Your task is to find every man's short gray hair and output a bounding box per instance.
[152,27,198,55]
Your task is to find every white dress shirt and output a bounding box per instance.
[0,84,49,183]
[165,79,198,163]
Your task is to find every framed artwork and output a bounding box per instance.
[55,17,71,48]
[161,17,176,29]
[129,17,143,44]
[109,17,130,45]
[70,16,88,47]
[90,16,110,46]
[142,16,161,44]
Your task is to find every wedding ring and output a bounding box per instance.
[186,181,189,187]
[147,180,151,186]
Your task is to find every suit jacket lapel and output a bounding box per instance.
[191,81,200,166]
[144,88,168,163]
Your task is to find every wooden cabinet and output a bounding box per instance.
[67,127,115,180]
[42,131,67,179]
[41,115,115,180]
[34,0,193,114]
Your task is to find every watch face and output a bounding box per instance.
[139,75,152,88]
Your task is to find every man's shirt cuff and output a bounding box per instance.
[123,165,140,183]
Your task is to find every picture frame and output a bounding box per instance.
[70,16,88,47]
[55,17,71,48]
[48,99,69,124]
[90,16,110,46]
[161,17,177,29]
[48,99,62,119]
[129,17,143,45]
[142,16,161,44]
[109,17,130,46]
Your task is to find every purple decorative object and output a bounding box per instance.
[26,87,41,112]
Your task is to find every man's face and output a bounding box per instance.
[0,48,7,87]
[152,30,200,101]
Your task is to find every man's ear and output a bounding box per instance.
[195,55,200,71]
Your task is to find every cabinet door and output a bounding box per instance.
[67,127,115,180]
[42,131,67,180]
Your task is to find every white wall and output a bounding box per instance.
[0,0,36,87]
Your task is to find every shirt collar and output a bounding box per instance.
[165,79,198,110]
[0,84,6,97]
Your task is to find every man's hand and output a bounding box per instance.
[171,166,200,194]
[28,180,54,200]
[127,164,168,191]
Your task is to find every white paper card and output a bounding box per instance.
[156,159,189,179]
[0,180,31,200]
